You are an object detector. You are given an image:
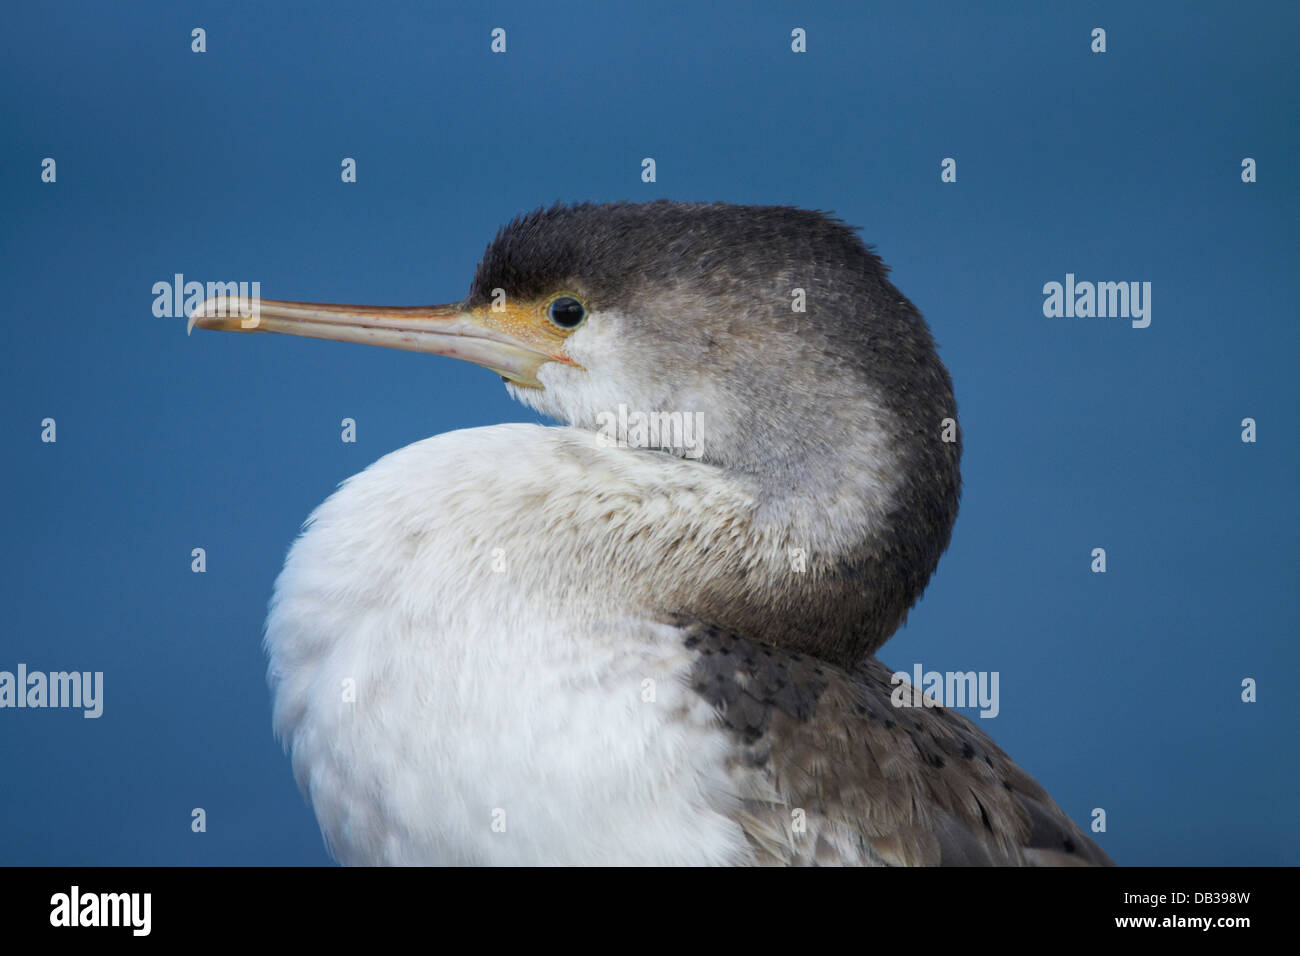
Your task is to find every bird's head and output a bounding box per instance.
[192,200,962,659]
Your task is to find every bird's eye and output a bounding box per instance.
[547,296,587,330]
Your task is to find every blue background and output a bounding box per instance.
[1,1,1295,866]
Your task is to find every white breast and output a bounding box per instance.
[264,424,756,864]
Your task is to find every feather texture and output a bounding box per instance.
[685,622,1112,866]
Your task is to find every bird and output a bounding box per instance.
[191,200,1112,866]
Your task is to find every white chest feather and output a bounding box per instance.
[265,424,758,865]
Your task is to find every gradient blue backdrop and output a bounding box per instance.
[1,1,1296,865]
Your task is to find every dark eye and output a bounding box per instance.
[547,296,587,330]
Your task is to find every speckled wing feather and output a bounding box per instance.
[684,623,1113,866]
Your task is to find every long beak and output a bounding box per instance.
[188,296,556,388]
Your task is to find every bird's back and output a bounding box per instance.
[685,621,1112,866]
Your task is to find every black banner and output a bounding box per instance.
[0,866,1281,942]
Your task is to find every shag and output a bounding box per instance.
[193,201,1111,866]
